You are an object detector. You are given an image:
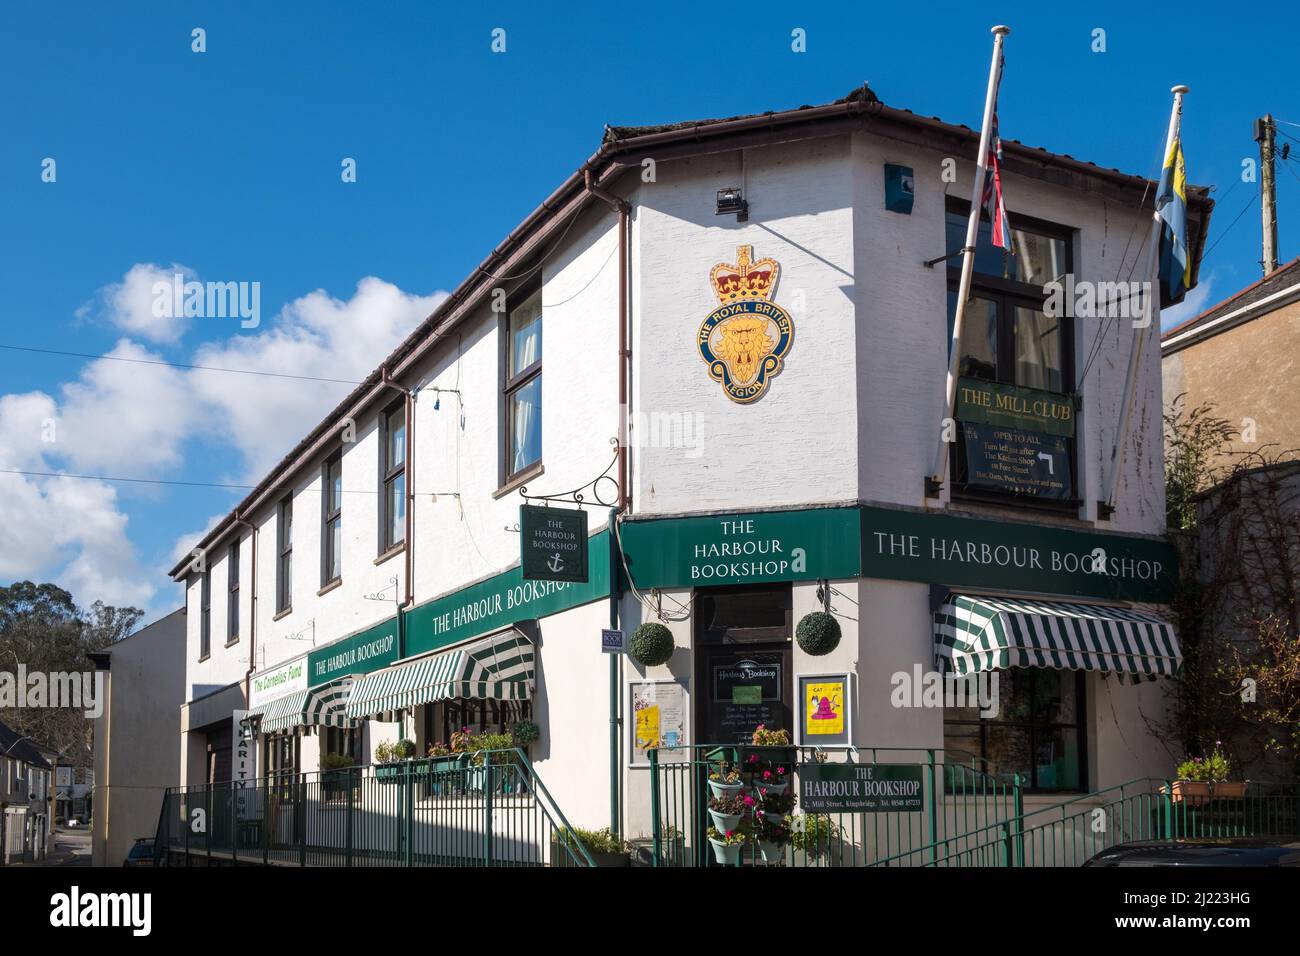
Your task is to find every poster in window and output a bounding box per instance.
[628,680,688,767]
[796,673,853,748]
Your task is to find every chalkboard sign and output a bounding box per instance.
[961,421,1072,500]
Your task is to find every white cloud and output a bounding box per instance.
[191,276,446,477]
[0,268,447,623]
[84,262,196,344]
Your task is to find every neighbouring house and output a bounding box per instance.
[0,720,53,864]
[90,607,186,867]
[160,83,1214,865]
[1162,257,1300,466]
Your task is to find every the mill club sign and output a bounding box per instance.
[520,504,589,583]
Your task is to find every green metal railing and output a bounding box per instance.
[154,748,594,867]
[647,745,1022,867]
[868,778,1300,867]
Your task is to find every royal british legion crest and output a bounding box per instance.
[698,245,794,404]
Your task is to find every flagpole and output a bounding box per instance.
[1103,85,1187,515]
[928,25,1011,496]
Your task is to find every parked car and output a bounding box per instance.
[123,838,155,867]
[1084,837,1300,867]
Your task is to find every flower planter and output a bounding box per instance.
[708,779,744,800]
[553,848,631,867]
[1166,780,1248,805]
[709,839,743,866]
[753,780,789,796]
[763,811,785,826]
[758,840,785,865]
[708,809,744,833]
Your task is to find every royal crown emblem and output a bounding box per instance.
[698,245,794,404]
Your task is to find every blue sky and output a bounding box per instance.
[1,1,1297,624]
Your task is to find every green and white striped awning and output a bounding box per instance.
[935,594,1182,681]
[258,679,359,734]
[345,628,535,719]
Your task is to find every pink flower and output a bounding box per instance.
[763,770,772,780]
[777,766,786,774]
[742,795,755,807]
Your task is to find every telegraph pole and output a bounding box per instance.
[1255,114,1280,275]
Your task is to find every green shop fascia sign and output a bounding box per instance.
[860,505,1176,602]
[309,617,400,687]
[404,529,612,659]
[618,507,861,589]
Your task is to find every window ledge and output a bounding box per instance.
[224,638,240,648]
[197,654,210,663]
[375,542,406,566]
[272,607,293,622]
[493,462,544,500]
[317,578,342,597]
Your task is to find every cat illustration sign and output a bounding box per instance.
[520,504,589,583]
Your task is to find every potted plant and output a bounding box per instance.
[708,791,752,833]
[708,762,744,800]
[744,725,796,785]
[756,788,794,824]
[706,825,748,866]
[789,813,842,867]
[753,761,791,796]
[1167,745,1247,805]
[511,719,540,750]
[320,753,356,798]
[755,813,792,865]
[552,826,631,867]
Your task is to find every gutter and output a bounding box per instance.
[1161,279,1300,355]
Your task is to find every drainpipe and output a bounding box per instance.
[586,170,630,836]
[234,511,257,704]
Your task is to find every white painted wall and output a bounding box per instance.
[92,608,186,867]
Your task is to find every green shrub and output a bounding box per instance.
[554,826,627,856]
[629,622,675,667]
[796,611,841,656]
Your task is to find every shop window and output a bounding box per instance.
[943,668,1087,792]
[503,288,542,481]
[421,699,531,749]
[322,725,361,764]
[379,401,406,552]
[264,732,298,800]
[276,495,293,613]
[321,450,342,587]
[944,201,1077,507]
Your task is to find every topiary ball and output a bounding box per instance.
[629,622,675,667]
[796,611,841,656]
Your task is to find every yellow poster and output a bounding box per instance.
[805,681,844,736]
[635,704,662,750]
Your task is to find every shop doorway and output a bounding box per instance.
[693,584,793,745]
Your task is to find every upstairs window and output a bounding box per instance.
[380,402,406,552]
[227,539,240,644]
[504,288,542,480]
[322,451,342,587]
[945,201,1077,506]
[276,496,293,613]
[199,568,211,660]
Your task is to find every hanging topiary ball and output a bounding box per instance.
[796,611,841,656]
[629,622,675,667]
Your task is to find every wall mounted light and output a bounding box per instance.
[715,187,748,222]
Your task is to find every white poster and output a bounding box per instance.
[628,680,688,767]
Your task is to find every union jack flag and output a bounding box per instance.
[980,55,1010,249]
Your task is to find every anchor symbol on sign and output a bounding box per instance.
[547,553,565,573]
